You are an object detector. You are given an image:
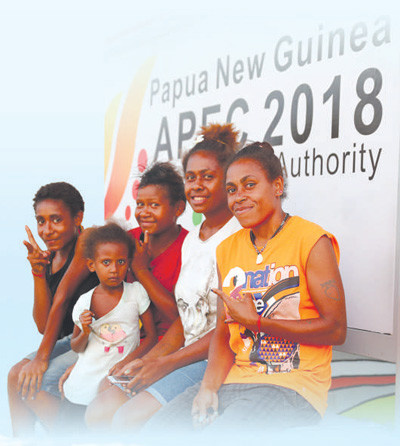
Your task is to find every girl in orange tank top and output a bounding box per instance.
[188,141,347,429]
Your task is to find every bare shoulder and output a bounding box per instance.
[307,235,337,269]
[74,226,96,255]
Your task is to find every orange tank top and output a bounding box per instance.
[216,216,340,416]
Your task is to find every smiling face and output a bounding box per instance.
[35,199,82,253]
[184,151,227,218]
[135,184,183,236]
[87,242,129,289]
[226,158,283,230]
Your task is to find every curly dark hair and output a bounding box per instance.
[139,162,186,205]
[227,142,287,199]
[33,182,84,216]
[182,123,239,172]
[83,222,134,259]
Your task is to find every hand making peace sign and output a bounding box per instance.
[23,225,50,275]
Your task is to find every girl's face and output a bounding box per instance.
[87,242,129,289]
[225,158,283,229]
[184,151,227,217]
[135,184,183,236]
[35,199,82,252]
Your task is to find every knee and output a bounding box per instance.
[112,392,161,431]
[97,376,112,394]
[112,403,140,431]
[8,360,28,391]
[85,397,106,429]
[85,387,119,429]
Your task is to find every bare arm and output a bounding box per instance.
[58,363,76,399]
[119,317,214,394]
[116,317,185,379]
[70,325,89,353]
[70,310,93,353]
[31,276,52,334]
[133,268,178,322]
[191,269,235,426]
[18,229,92,398]
[125,330,214,394]
[155,327,213,374]
[131,234,178,323]
[35,230,92,361]
[218,236,347,346]
[23,226,52,333]
[144,317,185,358]
[197,271,235,392]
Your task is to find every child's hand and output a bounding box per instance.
[58,363,76,399]
[23,225,50,275]
[79,309,94,335]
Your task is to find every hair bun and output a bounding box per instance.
[255,141,274,154]
[200,123,239,150]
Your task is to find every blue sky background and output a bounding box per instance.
[0,1,106,436]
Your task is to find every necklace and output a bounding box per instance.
[250,213,290,264]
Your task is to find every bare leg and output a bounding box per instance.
[85,378,130,429]
[8,358,65,435]
[8,359,36,436]
[24,390,62,432]
[111,391,162,431]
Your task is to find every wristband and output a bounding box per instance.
[257,314,262,334]
[32,270,45,278]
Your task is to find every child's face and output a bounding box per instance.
[135,184,182,236]
[87,242,129,288]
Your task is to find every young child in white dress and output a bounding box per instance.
[63,222,157,406]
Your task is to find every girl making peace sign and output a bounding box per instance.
[8,182,98,435]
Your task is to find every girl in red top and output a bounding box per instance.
[85,123,241,431]
[127,162,188,338]
[84,162,187,424]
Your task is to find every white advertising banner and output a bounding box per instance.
[104,14,399,355]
